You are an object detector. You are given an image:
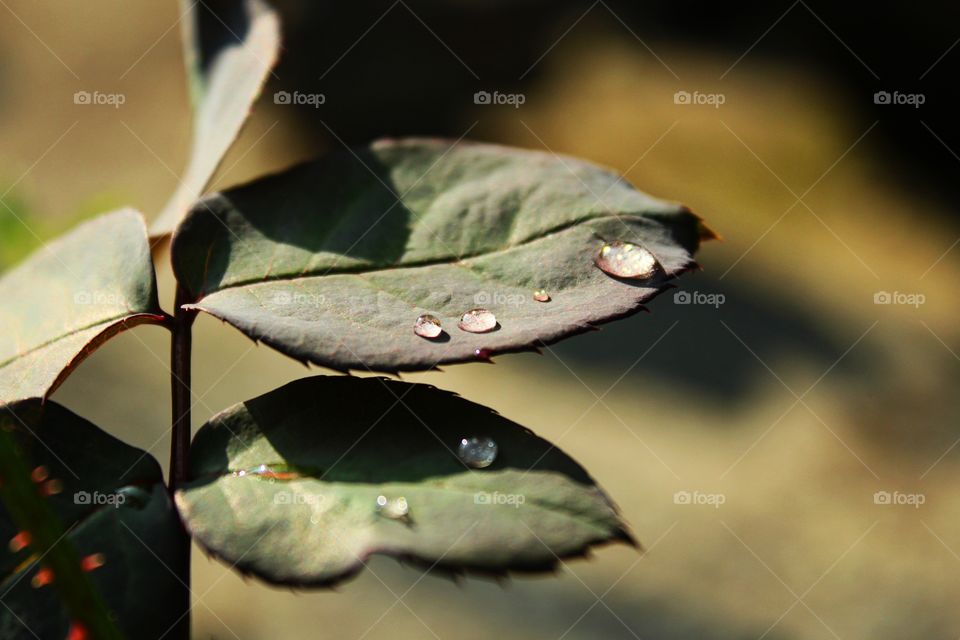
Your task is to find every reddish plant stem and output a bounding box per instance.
[170,285,195,488]
[169,284,196,640]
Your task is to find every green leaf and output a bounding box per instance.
[0,401,184,639]
[0,409,122,640]
[176,376,634,587]
[150,0,281,237]
[171,138,707,372]
[0,210,165,404]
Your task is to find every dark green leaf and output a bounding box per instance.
[0,401,185,639]
[150,0,281,237]
[0,210,164,404]
[171,139,707,372]
[0,409,122,640]
[176,376,634,587]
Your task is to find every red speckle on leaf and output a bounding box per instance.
[31,566,54,588]
[9,531,31,552]
[66,622,89,640]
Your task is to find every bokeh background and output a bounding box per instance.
[2,1,959,638]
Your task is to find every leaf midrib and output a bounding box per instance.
[191,211,658,299]
[0,313,155,371]
[202,468,618,526]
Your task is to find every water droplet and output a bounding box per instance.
[81,553,105,572]
[595,241,659,279]
[31,466,48,483]
[31,566,54,588]
[458,437,498,469]
[9,531,31,553]
[238,464,303,481]
[458,308,496,333]
[376,495,409,519]
[533,289,551,302]
[474,348,492,361]
[414,314,443,339]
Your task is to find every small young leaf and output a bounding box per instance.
[176,376,634,587]
[0,401,184,638]
[150,0,281,238]
[171,138,707,372]
[0,210,165,404]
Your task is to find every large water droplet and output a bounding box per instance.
[414,314,443,339]
[595,241,659,279]
[458,437,498,468]
[376,495,409,519]
[458,308,496,333]
[533,289,551,302]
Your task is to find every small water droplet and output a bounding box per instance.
[238,464,303,481]
[533,289,551,302]
[459,308,497,333]
[9,531,31,553]
[414,314,443,339]
[474,348,492,361]
[458,437,498,469]
[81,553,105,572]
[376,495,409,519]
[31,566,54,588]
[595,241,659,279]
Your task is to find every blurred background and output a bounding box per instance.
[1,1,959,638]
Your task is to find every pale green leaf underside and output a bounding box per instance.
[171,139,704,372]
[0,210,163,403]
[150,0,281,237]
[177,376,633,586]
